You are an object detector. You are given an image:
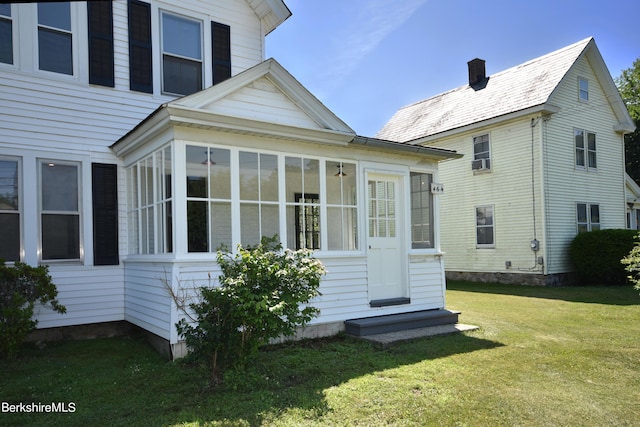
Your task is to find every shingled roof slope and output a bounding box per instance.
[376,37,593,143]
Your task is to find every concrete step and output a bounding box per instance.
[345,309,460,337]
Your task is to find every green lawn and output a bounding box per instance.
[2,282,639,426]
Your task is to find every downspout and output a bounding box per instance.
[540,114,551,276]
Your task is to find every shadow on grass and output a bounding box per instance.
[171,332,504,426]
[447,280,640,306]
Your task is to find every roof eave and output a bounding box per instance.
[352,135,462,160]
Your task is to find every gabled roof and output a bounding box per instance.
[247,0,291,35]
[377,37,635,143]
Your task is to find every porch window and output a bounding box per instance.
[0,4,12,65]
[0,158,20,262]
[40,161,81,261]
[38,2,73,75]
[476,205,494,247]
[161,11,202,96]
[127,146,173,254]
[285,157,320,250]
[575,129,596,169]
[410,172,434,249]
[577,203,600,233]
[327,161,358,250]
[186,146,231,252]
[239,152,279,247]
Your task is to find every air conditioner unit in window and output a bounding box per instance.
[471,158,491,170]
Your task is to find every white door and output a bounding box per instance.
[366,173,406,302]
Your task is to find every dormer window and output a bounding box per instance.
[161,11,202,96]
[578,77,589,102]
[38,2,73,75]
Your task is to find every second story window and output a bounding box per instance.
[0,4,13,65]
[38,2,73,75]
[472,134,491,171]
[579,77,589,102]
[575,129,597,170]
[161,12,202,96]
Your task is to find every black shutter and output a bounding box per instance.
[88,1,114,87]
[92,163,119,266]
[212,21,231,85]
[128,0,153,93]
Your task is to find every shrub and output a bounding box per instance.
[621,232,640,293]
[569,229,637,285]
[0,262,66,359]
[175,236,325,384]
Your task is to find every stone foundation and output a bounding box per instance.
[445,271,576,286]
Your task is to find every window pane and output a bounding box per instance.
[211,202,231,251]
[590,204,600,224]
[186,145,207,197]
[575,130,584,148]
[187,201,208,252]
[326,161,342,204]
[39,29,73,75]
[0,18,12,64]
[38,2,71,31]
[410,172,433,249]
[42,163,78,211]
[162,55,202,95]
[240,203,259,247]
[162,13,201,59]
[0,4,10,16]
[260,154,278,202]
[285,157,302,202]
[42,214,79,260]
[304,159,320,195]
[0,213,19,262]
[209,148,230,199]
[261,204,279,240]
[239,152,258,200]
[0,160,18,210]
[577,204,587,223]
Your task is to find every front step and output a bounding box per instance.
[345,309,460,337]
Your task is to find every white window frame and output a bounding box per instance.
[160,9,203,96]
[472,133,491,172]
[38,159,82,263]
[574,128,597,170]
[409,171,435,249]
[0,156,22,262]
[0,3,15,67]
[35,1,78,77]
[475,205,495,248]
[576,202,600,233]
[578,77,589,102]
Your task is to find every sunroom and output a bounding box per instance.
[112,59,461,357]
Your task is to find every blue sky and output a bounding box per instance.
[265,0,640,137]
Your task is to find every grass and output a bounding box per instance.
[2,281,640,426]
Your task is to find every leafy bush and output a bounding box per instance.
[175,236,325,384]
[569,229,637,285]
[621,232,640,292]
[0,262,66,359]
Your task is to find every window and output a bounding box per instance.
[476,205,494,247]
[92,164,119,265]
[186,145,230,252]
[161,12,202,96]
[285,157,320,250]
[40,161,80,261]
[212,22,231,84]
[410,172,434,249]
[88,1,114,87]
[575,129,597,169]
[579,77,589,102]
[327,161,358,250]
[577,203,600,233]
[128,0,152,93]
[0,4,13,65]
[0,158,20,262]
[239,152,279,247]
[128,147,173,254]
[472,134,491,171]
[38,2,73,75]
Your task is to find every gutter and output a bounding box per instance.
[351,135,462,160]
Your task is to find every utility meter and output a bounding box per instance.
[530,239,540,251]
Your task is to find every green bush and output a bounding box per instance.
[569,229,637,285]
[175,236,325,384]
[621,232,640,293]
[0,262,66,359]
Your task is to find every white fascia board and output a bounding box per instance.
[111,107,172,158]
[410,103,561,145]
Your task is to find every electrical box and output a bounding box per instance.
[530,239,539,251]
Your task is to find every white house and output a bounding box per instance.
[0,1,460,358]
[378,38,636,285]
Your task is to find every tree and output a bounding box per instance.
[616,58,640,184]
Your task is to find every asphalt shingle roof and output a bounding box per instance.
[376,37,592,143]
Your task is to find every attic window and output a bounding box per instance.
[578,77,589,102]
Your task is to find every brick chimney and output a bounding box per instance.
[467,58,486,87]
